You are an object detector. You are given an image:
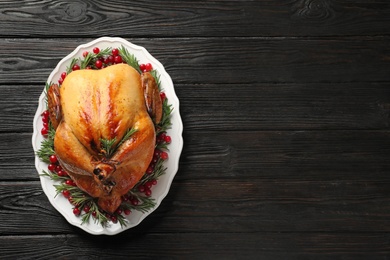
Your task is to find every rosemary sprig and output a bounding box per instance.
[53,179,128,227]
[40,170,69,182]
[36,127,55,163]
[119,161,167,215]
[45,82,52,94]
[66,58,79,74]
[150,68,173,135]
[137,158,166,187]
[117,128,138,148]
[80,47,112,69]
[150,70,161,90]
[100,127,137,158]
[156,99,173,135]
[54,183,85,198]
[44,82,52,106]
[122,193,156,213]
[95,47,112,56]
[118,45,141,73]
[156,141,169,151]
[99,138,117,158]
[80,53,93,69]
[82,202,109,226]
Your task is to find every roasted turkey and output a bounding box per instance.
[47,63,162,213]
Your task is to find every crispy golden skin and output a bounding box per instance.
[51,64,157,213]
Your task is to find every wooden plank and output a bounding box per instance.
[0,233,388,259]
[2,130,389,181]
[0,1,388,258]
[0,133,36,181]
[0,178,389,235]
[0,1,389,37]
[177,82,390,131]
[1,82,389,134]
[0,85,42,134]
[0,37,389,84]
[179,130,390,181]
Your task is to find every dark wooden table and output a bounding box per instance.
[0,1,389,259]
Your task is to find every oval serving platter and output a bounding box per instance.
[32,37,183,235]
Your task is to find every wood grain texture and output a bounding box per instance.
[0,0,389,37]
[0,232,387,258]
[0,233,389,259]
[2,130,390,182]
[0,37,389,84]
[1,82,389,134]
[0,178,389,235]
[0,0,389,258]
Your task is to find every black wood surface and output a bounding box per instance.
[0,0,389,259]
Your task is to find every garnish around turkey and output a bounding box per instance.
[37,46,173,227]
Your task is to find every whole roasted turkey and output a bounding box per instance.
[47,63,162,213]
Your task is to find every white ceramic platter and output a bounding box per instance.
[31,37,183,235]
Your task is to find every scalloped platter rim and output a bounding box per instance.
[31,37,183,235]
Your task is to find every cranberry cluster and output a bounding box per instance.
[45,153,88,217]
[40,110,50,137]
[82,47,123,70]
[47,153,69,177]
[57,47,155,86]
[57,72,67,85]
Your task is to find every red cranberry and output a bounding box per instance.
[41,127,48,136]
[95,60,103,69]
[83,205,90,213]
[114,55,122,63]
[144,189,152,196]
[154,149,161,157]
[73,207,81,216]
[111,216,118,223]
[157,132,166,143]
[160,92,166,101]
[57,170,67,177]
[65,179,75,186]
[122,194,129,202]
[55,165,62,173]
[164,135,172,144]
[93,47,100,54]
[107,55,114,63]
[49,155,58,164]
[145,63,153,72]
[62,190,70,198]
[112,48,119,56]
[146,165,154,174]
[131,198,139,206]
[145,181,153,189]
[42,110,49,118]
[160,151,169,160]
[48,164,56,172]
[138,185,145,192]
